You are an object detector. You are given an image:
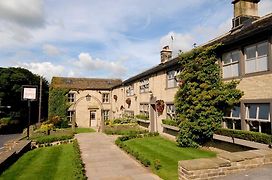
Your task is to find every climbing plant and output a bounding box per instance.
[174,44,243,147]
[48,87,70,127]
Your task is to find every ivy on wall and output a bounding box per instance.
[48,87,70,121]
[174,44,243,147]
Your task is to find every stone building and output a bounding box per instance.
[51,0,272,136]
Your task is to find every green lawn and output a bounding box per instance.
[74,127,96,134]
[124,136,216,180]
[0,143,85,180]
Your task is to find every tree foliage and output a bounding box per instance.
[0,67,49,130]
[48,87,70,127]
[174,44,243,147]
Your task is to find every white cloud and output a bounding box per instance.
[75,53,127,77]
[0,0,44,28]
[16,62,64,80]
[42,44,61,56]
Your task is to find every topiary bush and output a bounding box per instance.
[175,44,243,147]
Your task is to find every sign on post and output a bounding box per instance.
[22,85,38,101]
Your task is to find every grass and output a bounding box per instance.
[74,127,96,134]
[105,124,148,135]
[123,136,216,180]
[0,142,86,180]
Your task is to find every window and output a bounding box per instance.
[167,70,180,88]
[140,104,149,117]
[139,79,149,93]
[222,50,240,78]
[102,110,110,120]
[223,106,241,130]
[67,110,75,122]
[245,41,268,74]
[126,85,134,96]
[68,93,75,102]
[166,104,176,119]
[102,93,110,103]
[245,103,271,134]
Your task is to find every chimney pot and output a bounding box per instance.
[160,46,172,63]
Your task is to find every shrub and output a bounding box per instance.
[215,128,272,145]
[73,140,87,179]
[135,114,149,120]
[104,124,147,135]
[175,44,243,147]
[154,159,162,170]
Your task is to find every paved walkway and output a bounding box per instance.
[76,133,161,180]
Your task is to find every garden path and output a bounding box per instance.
[76,132,161,180]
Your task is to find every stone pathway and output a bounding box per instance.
[76,133,161,180]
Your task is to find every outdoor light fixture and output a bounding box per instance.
[85,94,91,101]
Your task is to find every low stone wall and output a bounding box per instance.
[178,149,272,180]
[0,139,31,174]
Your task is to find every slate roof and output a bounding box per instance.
[51,77,122,90]
[120,13,272,85]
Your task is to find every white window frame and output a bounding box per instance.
[166,104,176,119]
[167,70,180,88]
[139,79,149,93]
[222,50,240,78]
[102,110,110,120]
[68,93,75,102]
[140,103,149,117]
[245,103,271,133]
[126,85,134,96]
[245,41,269,74]
[67,110,74,122]
[102,93,110,103]
[223,106,241,130]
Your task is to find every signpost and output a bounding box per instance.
[22,85,37,139]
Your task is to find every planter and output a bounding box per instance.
[161,124,179,131]
[136,118,150,123]
[213,134,271,150]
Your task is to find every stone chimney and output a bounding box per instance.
[160,46,172,63]
[232,0,260,28]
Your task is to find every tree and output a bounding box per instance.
[174,44,243,147]
[0,67,49,132]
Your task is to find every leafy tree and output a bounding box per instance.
[48,88,70,128]
[174,44,243,147]
[0,67,49,132]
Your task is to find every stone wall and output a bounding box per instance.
[178,149,272,180]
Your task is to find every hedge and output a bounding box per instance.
[31,133,74,144]
[215,128,272,145]
[162,119,179,127]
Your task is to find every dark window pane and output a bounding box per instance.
[245,46,256,59]
[261,122,271,135]
[259,104,270,120]
[234,120,241,130]
[249,121,259,132]
[232,51,240,62]
[226,120,233,129]
[223,53,231,64]
[247,104,257,119]
[257,42,268,57]
[232,106,240,118]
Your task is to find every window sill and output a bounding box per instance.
[165,86,178,90]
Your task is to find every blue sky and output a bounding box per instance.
[0,0,271,81]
